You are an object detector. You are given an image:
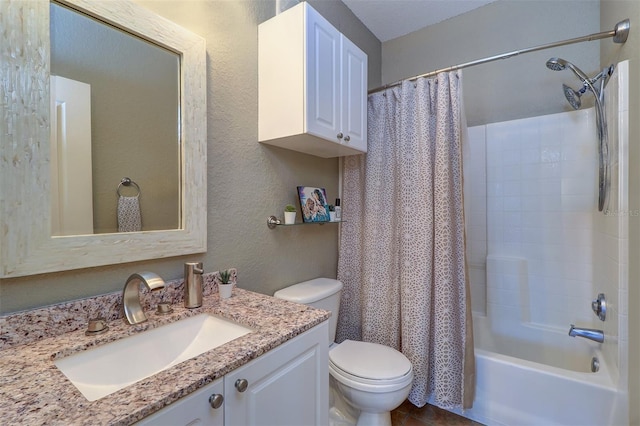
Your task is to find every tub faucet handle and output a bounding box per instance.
[591,293,606,321]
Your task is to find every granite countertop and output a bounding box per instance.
[0,284,329,425]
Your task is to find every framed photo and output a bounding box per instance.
[297,186,331,223]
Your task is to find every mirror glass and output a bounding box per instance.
[0,0,206,278]
[49,2,180,236]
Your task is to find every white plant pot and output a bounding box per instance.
[284,211,296,225]
[219,283,233,299]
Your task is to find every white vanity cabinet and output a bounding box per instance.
[135,378,224,426]
[136,321,328,426]
[224,321,328,425]
[258,2,367,158]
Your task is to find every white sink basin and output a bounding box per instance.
[54,314,252,401]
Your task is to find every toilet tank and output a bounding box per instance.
[274,278,343,344]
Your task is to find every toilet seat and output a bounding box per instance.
[329,361,413,393]
[329,340,413,392]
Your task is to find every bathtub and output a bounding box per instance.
[444,316,624,426]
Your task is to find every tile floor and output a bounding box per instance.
[391,400,485,426]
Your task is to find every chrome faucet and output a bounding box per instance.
[568,324,604,343]
[122,272,166,325]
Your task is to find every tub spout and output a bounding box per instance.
[568,324,604,343]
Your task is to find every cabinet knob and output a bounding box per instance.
[209,393,224,409]
[235,378,249,392]
[344,135,350,142]
[337,132,343,139]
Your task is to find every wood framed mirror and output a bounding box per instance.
[0,0,207,278]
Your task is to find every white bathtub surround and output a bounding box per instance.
[460,61,629,425]
[454,342,618,426]
[598,60,629,395]
[485,109,598,329]
[454,317,621,426]
[338,72,474,409]
[486,256,530,326]
[463,126,488,316]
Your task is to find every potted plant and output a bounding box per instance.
[328,204,336,222]
[218,269,233,299]
[284,204,297,225]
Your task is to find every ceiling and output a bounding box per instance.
[341,0,498,42]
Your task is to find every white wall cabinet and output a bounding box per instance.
[135,321,328,425]
[258,2,367,158]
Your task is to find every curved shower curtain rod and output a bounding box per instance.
[368,19,630,95]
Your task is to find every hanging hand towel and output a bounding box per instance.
[118,195,142,232]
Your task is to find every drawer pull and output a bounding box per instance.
[235,378,249,392]
[209,393,224,409]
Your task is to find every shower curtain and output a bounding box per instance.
[336,71,475,409]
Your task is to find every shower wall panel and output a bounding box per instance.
[463,126,487,316]
[466,109,599,330]
[595,59,629,388]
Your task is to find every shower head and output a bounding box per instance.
[562,83,587,110]
[546,56,615,213]
[546,57,591,82]
[546,57,607,111]
[546,57,567,71]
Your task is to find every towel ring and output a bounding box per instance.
[117,177,140,197]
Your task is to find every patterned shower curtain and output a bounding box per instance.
[336,71,475,409]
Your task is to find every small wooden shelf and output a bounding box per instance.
[267,215,344,229]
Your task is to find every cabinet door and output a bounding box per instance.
[224,322,329,426]
[305,5,341,143]
[135,378,224,426]
[341,36,367,153]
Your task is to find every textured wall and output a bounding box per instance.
[600,1,640,423]
[382,0,600,127]
[0,0,381,314]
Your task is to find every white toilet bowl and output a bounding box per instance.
[273,279,413,426]
[329,340,413,426]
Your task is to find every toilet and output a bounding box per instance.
[274,278,413,426]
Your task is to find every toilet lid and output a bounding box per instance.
[329,340,412,380]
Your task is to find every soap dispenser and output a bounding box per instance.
[184,262,204,308]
